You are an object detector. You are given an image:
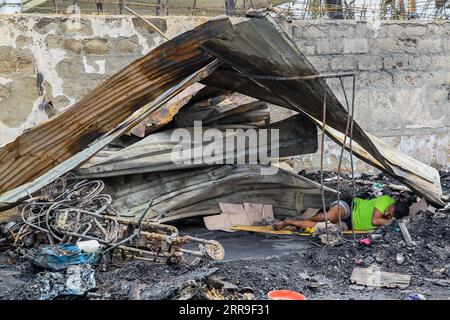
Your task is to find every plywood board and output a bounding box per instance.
[351,267,411,289]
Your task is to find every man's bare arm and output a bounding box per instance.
[371,208,391,226]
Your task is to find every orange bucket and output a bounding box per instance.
[267,290,306,300]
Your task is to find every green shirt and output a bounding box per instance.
[352,195,395,231]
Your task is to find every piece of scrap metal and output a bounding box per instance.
[0,18,232,203]
[77,114,318,178]
[201,15,443,206]
[0,59,222,209]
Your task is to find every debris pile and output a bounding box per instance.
[93,265,254,300]
[208,209,449,300]
[307,212,448,278]
[19,264,96,300]
[0,175,225,301]
[300,170,416,204]
[0,184,448,300]
[0,15,447,300]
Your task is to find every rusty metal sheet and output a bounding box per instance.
[200,15,444,206]
[0,18,232,197]
[127,83,205,138]
[201,15,386,167]
[76,114,318,178]
[0,60,222,209]
[319,124,443,206]
[175,95,266,128]
[103,164,337,223]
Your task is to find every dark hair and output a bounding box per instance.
[393,202,409,219]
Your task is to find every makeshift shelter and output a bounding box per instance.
[0,15,444,222]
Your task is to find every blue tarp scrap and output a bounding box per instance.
[31,244,100,271]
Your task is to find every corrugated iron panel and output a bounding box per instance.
[103,164,337,222]
[0,60,222,209]
[0,18,232,196]
[201,15,385,167]
[76,114,318,178]
[127,83,205,138]
[200,15,443,206]
[174,93,263,128]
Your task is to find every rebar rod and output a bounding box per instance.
[320,82,330,243]
[349,75,357,242]
[335,76,353,238]
[122,5,169,40]
[235,71,355,81]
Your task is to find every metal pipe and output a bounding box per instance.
[192,0,197,15]
[349,75,357,242]
[122,5,169,40]
[235,71,355,81]
[335,76,353,239]
[320,82,330,243]
[164,0,169,15]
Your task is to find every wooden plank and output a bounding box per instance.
[398,220,414,245]
[351,267,411,289]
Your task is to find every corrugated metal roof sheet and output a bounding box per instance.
[0,18,232,196]
[200,15,443,206]
[0,59,222,209]
[103,164,337,222]
[0,15,443,212]
[76,114,318,178]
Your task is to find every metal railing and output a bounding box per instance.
[19,0,450,20]
[280,0,449,20]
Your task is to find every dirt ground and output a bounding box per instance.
[0,171,449,300]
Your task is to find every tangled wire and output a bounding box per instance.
[8,175,125,248]
[3,174,225,266]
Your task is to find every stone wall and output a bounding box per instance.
[278,19,450,173]
[0,14,448,173]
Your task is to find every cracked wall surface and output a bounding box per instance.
[0,14,448,173]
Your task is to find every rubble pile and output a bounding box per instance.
[441,170,450,193]
[0,200,448,300]
[93,264,255,300]
[16,264,96,300]
[300,170,416,204]
[0,15,448,301]
[211,210,449,299]
[305,212,450,283]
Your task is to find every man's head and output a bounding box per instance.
[385,201,409,220]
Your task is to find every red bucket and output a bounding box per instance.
[267,290,306,300]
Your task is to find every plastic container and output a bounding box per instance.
[267,290,306,300]
[76,240,101,253]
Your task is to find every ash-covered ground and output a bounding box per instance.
[213,211,450,300]
[91,210,449,300]
[0,171,449,300]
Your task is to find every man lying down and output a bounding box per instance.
[273,195,410,232]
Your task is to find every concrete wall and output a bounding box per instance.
[0,14,448,174]
[282,19,450,173]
